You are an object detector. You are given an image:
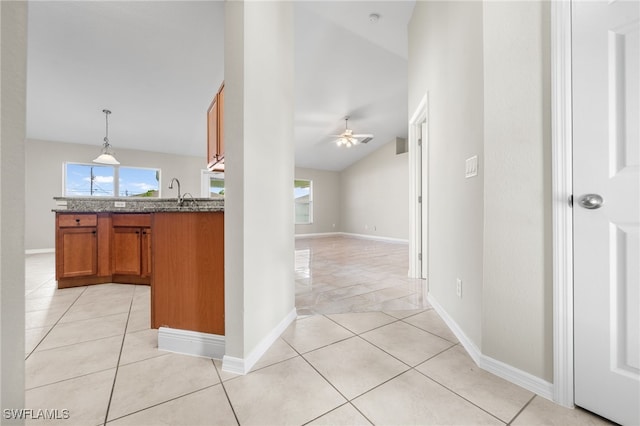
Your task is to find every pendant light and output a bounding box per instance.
[93,109,120,165]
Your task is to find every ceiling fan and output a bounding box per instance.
[331,116,374,148]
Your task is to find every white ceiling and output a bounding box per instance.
[26,1,413,172]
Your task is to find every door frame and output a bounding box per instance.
[409,93,429,281]
[551,0,574,408]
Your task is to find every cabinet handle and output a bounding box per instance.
[136,230,140,234]
[92,230,97,235]
[75,219,81,225]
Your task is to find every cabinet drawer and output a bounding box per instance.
[58,214,97,228]
[112,213,151,228]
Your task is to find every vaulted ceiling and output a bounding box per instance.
[26,1,414,172]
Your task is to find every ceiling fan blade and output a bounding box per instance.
[352,134,374,138]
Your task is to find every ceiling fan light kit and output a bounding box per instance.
[333,116,374,148]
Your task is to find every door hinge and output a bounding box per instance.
[418,196,422,203]
[568,195,573,208]
[418,138,422,146]
[418,253,422,261]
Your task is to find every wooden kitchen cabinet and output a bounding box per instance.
[56,212,150,288]
[111,213,151,285]
[56,213,111,288]
[57,224,98,278]
[207,82,224,170]
[152,212,224,335]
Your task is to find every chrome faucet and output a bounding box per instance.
[168,178,182,205]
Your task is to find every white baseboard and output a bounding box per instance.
[338,232,409,244]
[222,307,297,375]
[295,232,342,239]
[25,248,55,255]
[427,293,554,401]
[158,327,225,360]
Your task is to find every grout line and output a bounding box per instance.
[102,295,135,426]
[212,359,241,426]
[24,366,117,392]
[104,383,220,425]
[25,287,88,361]
[507,394,537,425]
[412,350,510,425]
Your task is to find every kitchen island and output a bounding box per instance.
[53,196,225,335]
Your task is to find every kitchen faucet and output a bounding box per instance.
[168,178,182,205]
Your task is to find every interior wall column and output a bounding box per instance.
[223,0,295,372]
[0,0,28,419]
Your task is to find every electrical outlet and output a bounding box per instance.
[364,224,369,230]
[456,278,462,298]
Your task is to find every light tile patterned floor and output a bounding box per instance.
[24,238,610,425]
[295,236,428,315]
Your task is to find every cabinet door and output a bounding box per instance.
[141,228,152,278]
[112,227,141,276]
[57,227,98,278]
[207,95,219,168]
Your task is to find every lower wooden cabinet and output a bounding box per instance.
[56,212,150,287]
[111,214,151,284]
[56,210,225,337]
[57,226,98,279]
[151,212,224,335]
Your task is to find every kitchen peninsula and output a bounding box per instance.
[53,196,225,335]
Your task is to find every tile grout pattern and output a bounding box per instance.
[23,239,610,425]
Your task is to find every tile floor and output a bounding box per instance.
[23,237,610,425]
[295,236,428,315]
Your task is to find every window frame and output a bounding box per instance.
[294,178,313,225]
[201,170,225,198]
[62,162,161,198]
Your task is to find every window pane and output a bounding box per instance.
[294,179,312,224]
[295,202,310,224]
[294,179,310,199]
[209,177,225,196]
[65,163,114,196]
[119,167,160,197]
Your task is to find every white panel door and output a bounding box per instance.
[573,1,640,425]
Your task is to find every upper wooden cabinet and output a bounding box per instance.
[207,82,224,170]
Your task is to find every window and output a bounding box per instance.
[294,179,312,224]
[201,170,224,197]
[64,163,115,196]
[63,163,160,197]
[119,167,160,197]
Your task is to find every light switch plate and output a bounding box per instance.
[114,201,126,207]
[465,155,478,178]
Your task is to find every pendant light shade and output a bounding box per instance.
[93,109,120,165]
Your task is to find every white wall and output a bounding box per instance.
[409,1,485,347]
[224,1,295,364]
[482,1,552,381]
[340,140,409,241]
[1,0,27,415]
[408,0,552,382]
[25,139,206,250]
[294,167,340,235]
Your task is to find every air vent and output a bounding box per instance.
[360,137,373,144]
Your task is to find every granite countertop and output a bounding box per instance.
[53,196,224,213]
